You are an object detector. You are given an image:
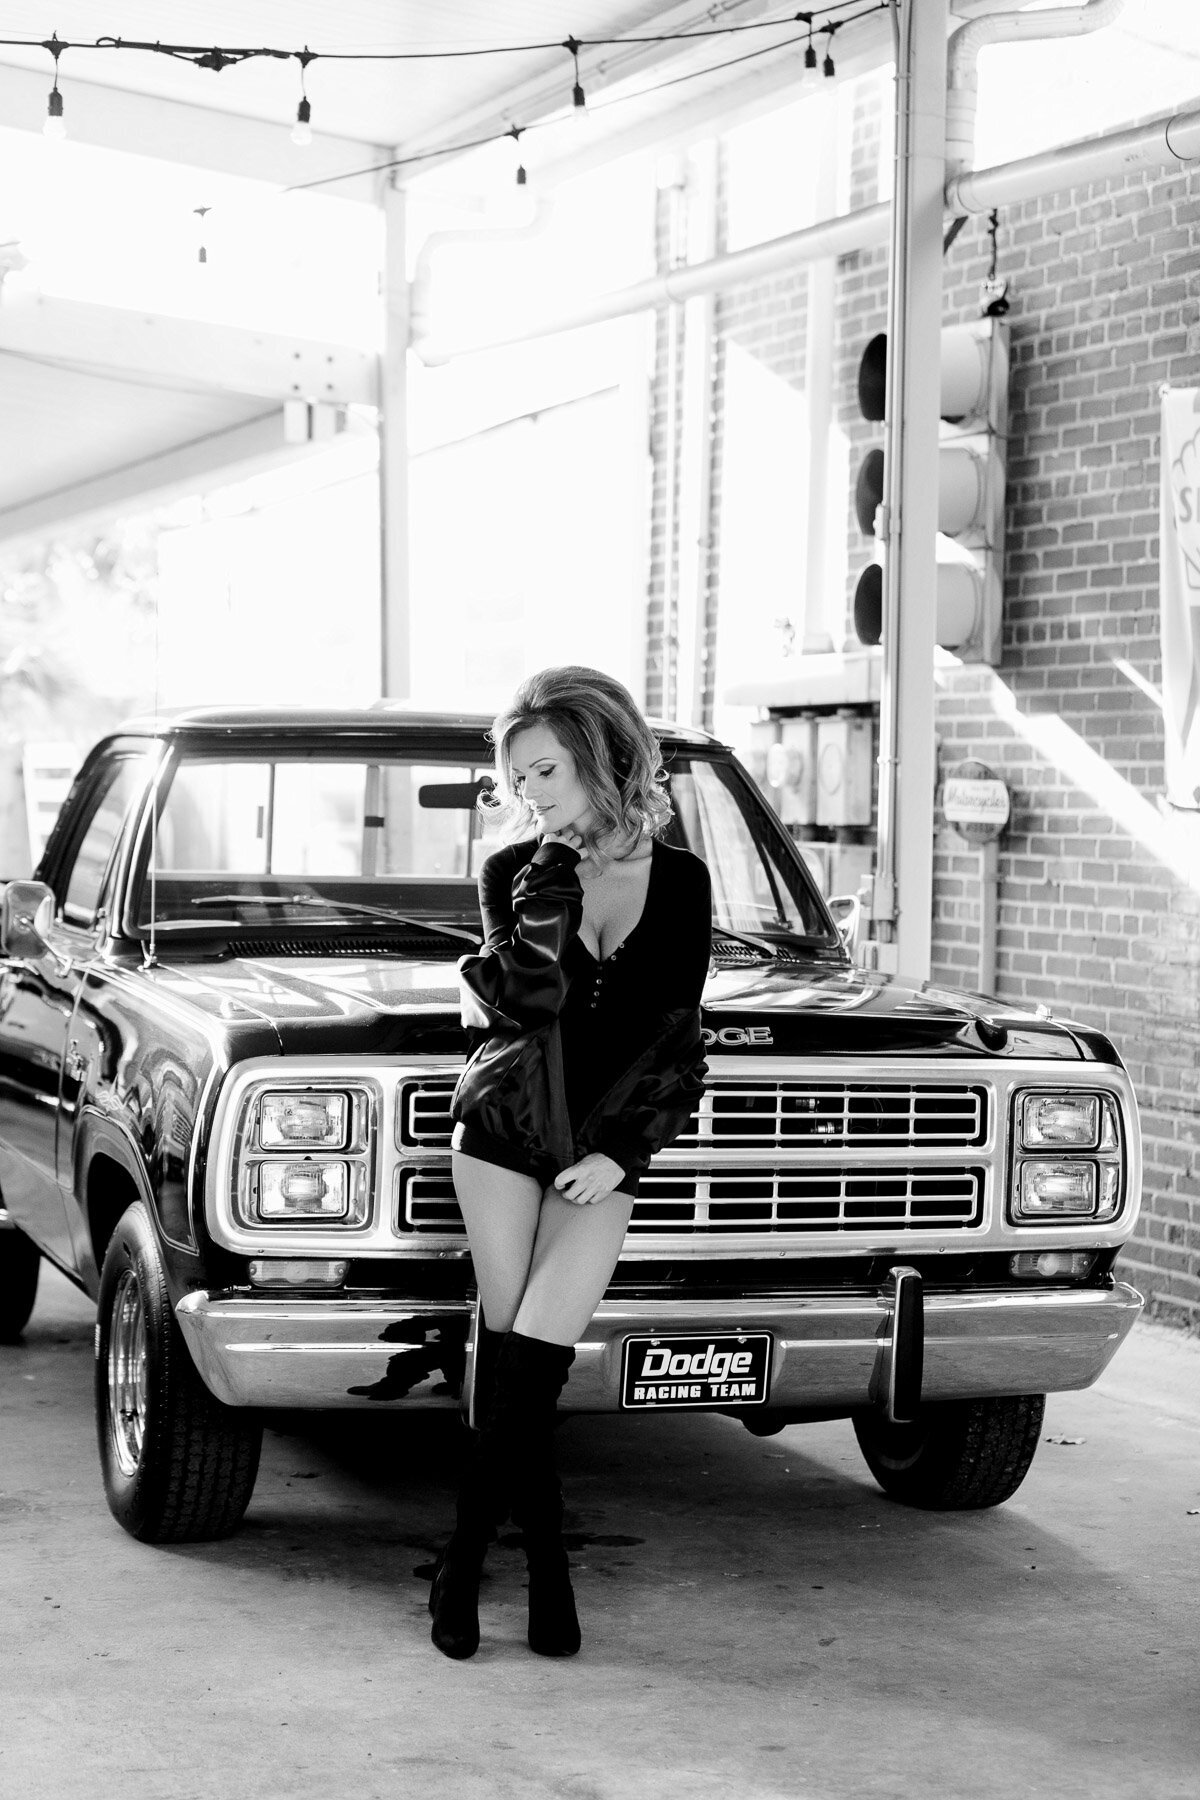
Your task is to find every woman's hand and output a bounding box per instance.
[553,1152,625,1205]
[540,826,588,862]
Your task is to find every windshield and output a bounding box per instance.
[132,745,836,951]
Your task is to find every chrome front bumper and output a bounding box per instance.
[176,1282,1143,1412]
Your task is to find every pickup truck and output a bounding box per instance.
[0,707,1142,1542]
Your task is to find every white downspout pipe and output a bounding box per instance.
[946,0,1126,182]
[410,202,556,365]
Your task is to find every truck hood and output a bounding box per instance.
[143,952,1110,1062]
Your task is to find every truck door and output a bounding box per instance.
[0,959,76,1263]
[0,754,147,1270]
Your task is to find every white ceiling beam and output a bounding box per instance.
[0,292,378,404]
[0,407,272,544]
[0,60,387,201]
[0,406,374,547]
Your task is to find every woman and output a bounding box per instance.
[431,665,712,1660]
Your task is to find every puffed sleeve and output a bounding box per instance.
[457,839,583,1034]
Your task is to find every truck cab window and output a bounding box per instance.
[61,758,148,928]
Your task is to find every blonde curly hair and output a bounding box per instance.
[484,665,672,864]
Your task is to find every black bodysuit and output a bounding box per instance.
[452,834,712,1194]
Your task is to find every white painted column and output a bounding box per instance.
[802,93,839,656]
[674,141,718,727]
[378,179,411,700]
[873,0,948,980]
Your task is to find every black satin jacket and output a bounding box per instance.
[450,837,711,1183]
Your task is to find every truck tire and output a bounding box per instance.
[0,1225,40,1341]
[852,1394,1046,1510]
[95,1202,263,1542]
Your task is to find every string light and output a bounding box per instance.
[43,34,67,139]
[508,125,528,188]
[281,3,887,198]
[564,36,586,113]
[292,47,314,147]
[802,14,818,71]
[823,25,838,77]
[193,204,211,265]
[0,8,876,73]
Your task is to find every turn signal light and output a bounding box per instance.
[1010,1251,1096,1280]
[248,1259,349,1288]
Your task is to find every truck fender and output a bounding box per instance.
[73,1108,168,1280]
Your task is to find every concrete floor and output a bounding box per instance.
[1,1266,1197,1800]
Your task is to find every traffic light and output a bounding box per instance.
[851,319,1009,665]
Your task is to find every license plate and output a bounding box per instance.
[620,1332,773,1410]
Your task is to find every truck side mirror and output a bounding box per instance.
[0,881,56,958]
[827,893,862,957]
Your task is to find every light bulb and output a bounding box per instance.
[292,96,312,148]
[43,87,66,140]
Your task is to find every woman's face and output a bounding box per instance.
[507,724,593,835]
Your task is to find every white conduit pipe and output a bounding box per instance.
[945,0,1126,182]
[411,201,891,363]
[413,90,1200,364]
[947,101,1200,212]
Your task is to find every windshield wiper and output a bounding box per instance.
[712,926,780,961]
[189,893,480,946]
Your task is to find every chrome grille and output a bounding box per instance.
[397,1167,985,1236]
[678,1083,987,1150]
[399,1080,457,1147]
[397,1077,987,1152]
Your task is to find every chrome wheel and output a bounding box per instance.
[107,1267,148,1478]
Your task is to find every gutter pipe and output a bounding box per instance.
[946,0,1126,182]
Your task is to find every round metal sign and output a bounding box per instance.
[941,759,1010,843]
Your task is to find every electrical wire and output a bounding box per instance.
[283,2,889,195]
[1,7,880,66]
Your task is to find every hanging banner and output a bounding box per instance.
[1160,388,1200,809]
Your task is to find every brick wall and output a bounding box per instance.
[642,89,1200,1328]
[934,165,1200,1328]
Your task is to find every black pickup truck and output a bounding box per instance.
[0,707,1142,1542]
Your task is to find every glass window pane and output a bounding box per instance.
[272,764,365,876]
[668,759,830,939]
[63,758,148,924]
[154,763,270,873]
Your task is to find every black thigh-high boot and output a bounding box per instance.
[470,1317,507,1435]
[428,1320,509,1660]
[486,1331,581,1658]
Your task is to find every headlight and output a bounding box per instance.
[1015,1160,1097,1218]
[1009,1089,1124,1227]
[231,1080,376,1230]
[1020,1093,1099,1149]
[257,1161,354,1221]
[258,1089,350,1149]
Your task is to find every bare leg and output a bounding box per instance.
[451,1150,543,1332]
[513,1186,637,1346]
